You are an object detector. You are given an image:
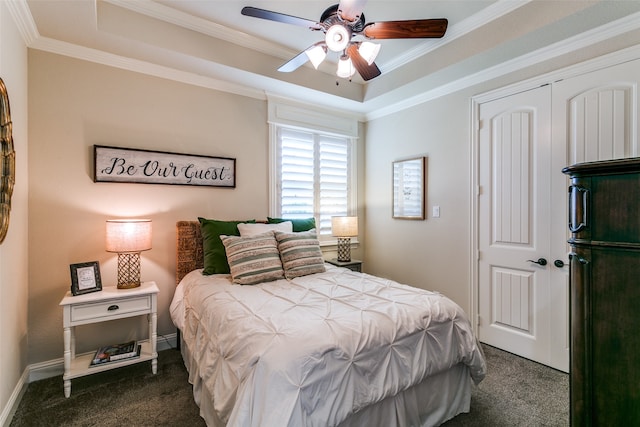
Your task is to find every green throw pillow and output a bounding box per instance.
[267,217,316,232]
[198,217,255,275]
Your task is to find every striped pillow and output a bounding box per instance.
[220,231,284,285]
[274,231,326,279]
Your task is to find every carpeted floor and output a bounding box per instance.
[442,345,569,426]
[10,344,568,426]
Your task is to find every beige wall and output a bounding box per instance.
[364,89,474,308]
[26,50,364,365]
[0,1,29,423]
[27,50,270,362]
[363,37,640,315]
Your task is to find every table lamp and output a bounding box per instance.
[331,216,358,262]
[106,219,152,289]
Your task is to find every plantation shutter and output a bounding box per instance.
[278,127,351,239]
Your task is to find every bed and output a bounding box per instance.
[170,220,486,427]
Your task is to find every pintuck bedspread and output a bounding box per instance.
[171,264,486,427]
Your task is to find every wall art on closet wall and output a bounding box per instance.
[94,145,236,188]
[393,156,426,220]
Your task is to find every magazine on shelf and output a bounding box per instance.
[89,340,141,367]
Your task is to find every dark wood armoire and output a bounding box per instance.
[563,158,640,426]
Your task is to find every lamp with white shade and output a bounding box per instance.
[331,216,358,262]
[106,219,152,289]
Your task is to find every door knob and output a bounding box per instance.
[554,259,565,268]
[527,258,548,266]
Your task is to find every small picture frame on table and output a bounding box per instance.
[70,261,102,296]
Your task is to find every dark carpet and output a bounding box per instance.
[10,344,568,426]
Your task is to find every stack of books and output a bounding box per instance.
[89,340,141,367]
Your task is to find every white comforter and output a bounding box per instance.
[171,265,486,427]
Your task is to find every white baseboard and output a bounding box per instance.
[1,333,177,427]
[0,368,28,427]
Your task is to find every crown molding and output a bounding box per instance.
[382,0,531,73]
[5,0,39,46]
[29,36,269,102]
[366,11,640,121]
[104,0,297,62]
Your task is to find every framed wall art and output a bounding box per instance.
[393,156,426,220]
[70,261,103,296]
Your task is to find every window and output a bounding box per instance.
[271,125,356,241]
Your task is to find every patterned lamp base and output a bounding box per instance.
[337,237,351,262]
[117,252,142,289]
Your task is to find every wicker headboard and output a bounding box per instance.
[176,221,204,285]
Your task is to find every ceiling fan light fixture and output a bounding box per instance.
[326,25,350,52]
[336,54,356,78]
[358,41,381,65]
[305,44,327,69]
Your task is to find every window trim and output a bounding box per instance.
[267,97,359,246]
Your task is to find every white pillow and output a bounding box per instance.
[238,221,292,237]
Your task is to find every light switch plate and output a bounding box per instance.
[433,206,440,218]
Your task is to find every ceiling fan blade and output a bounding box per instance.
[337,0,368,22]
[241,6,322,30]
[277,52,310,73]
[362,19,448,39]
[347,44,381,81]
[278,42,327,72]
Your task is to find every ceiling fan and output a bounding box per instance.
[241,0,448,81]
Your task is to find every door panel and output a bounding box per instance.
[555,59,640,165]
[478,85,552,366]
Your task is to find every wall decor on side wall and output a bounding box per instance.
[94,145,236,188]
[0,77,15,244]
[393,156,426,220]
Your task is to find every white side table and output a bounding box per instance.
[59,281,159,397]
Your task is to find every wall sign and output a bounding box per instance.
[94,145,235,187]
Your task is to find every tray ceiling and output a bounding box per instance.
[21,0,640,118]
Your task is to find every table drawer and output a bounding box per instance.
[70,295,151,323]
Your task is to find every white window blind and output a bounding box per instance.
[275,126,354,239]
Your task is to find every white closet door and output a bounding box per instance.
[478,85,554,367]
[477,58,640,373]
[549,57,640,371]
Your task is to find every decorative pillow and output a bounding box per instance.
[238,221,292,237]
[268,217,316,232]
[274,231,326,279]
[198,217,255,275]
[220,232,284,285]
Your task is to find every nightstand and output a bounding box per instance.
[59,281,159,398]
[326,258,362,272]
